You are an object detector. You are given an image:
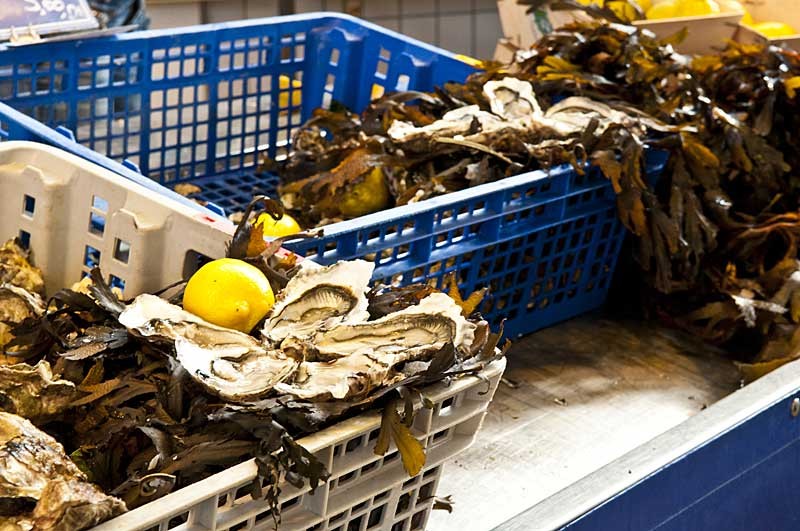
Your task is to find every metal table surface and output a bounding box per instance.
[496,355,800,531]
[427,315,743,531]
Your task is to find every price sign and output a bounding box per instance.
[0,0,99,42]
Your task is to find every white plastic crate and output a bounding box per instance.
[0,141,506,531]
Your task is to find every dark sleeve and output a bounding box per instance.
[89,0,150,29]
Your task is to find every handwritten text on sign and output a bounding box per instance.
[0,0,98,41]
[23,0,89,21]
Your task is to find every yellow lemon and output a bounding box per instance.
[338,167,391,218]
[635,0,653,12]
[646,0,679,19]
[256,212,302,237]
[676,0,720,17]
[455,54,484,68]
[278,75,302,109]
[183,258,275,333]
[740,10,754,26]
[752,21,797,37]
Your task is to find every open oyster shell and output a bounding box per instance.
[299,292,475,362]
[274,352,399,401]
[119,294,299,403]
[262,260,373,343]
[274,292,476,401]
[388,77,680,149]
[0,412,126,530]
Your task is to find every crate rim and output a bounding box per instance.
[2,12,471,65]
[0,103,220,220]
[88,358,507,531]
[0,140,507,531]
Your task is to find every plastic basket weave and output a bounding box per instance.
[0,14,667,337]
[0,141,506,531]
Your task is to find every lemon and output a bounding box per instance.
[740,10,754,25]
[256,212,302,237]
[455,54,484,68]
[676,0,720,17]
[183,258,275,333]
[635,0,652,12]
[646,0,678,18]
[752,21,797,37]
[338,167,391,218]
[278,75,302,109]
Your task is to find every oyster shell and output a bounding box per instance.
[274,292,476,401]
[119,294,299,402]
[301,292,476,361]
[29,478,127,531]
[274,352,398,401]
[483,77,543,120]
[388,78,680,149]
[0,240,44,296]
[0,361,77,423]
[0,412,126,530]
[0,284,45,354]
[262,260,373,343]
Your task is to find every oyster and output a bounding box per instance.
[0,412,126,530]
[119,294,299,402]
[274,292,476,401]
[388,78,680,148]
[483,77,543,120]
[0,240,44,296]
[275,352,398,401]
[262,260,373,343]
[0,284,45,353]
[299,293,476,362]
[0,361,77,423]
[29,478,127,531]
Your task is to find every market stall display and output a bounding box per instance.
[0,141,505,531]
[3,3,800,528]
[0,14,667,339]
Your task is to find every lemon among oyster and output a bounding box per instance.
[118,259,479,403]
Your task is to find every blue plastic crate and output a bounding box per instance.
[0,101,215,217]
[0,14,666,337]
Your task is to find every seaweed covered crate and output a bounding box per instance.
[0,13,666,337]
[0,140,505,531]
[0,13,475,209]
[290,150,667,338]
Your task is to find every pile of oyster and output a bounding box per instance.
[268,76,682,227]
[119,259,480,403]
[0,235,499,530]
[0,241,128,530]
[0,412,126,531]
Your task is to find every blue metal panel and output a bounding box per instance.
[563,393,800,531]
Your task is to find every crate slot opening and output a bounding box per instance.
[18,230,30,249]
[183,250,213,278]
[22,195,35,217]
[114,238,131,264]
[367,504,385,528]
